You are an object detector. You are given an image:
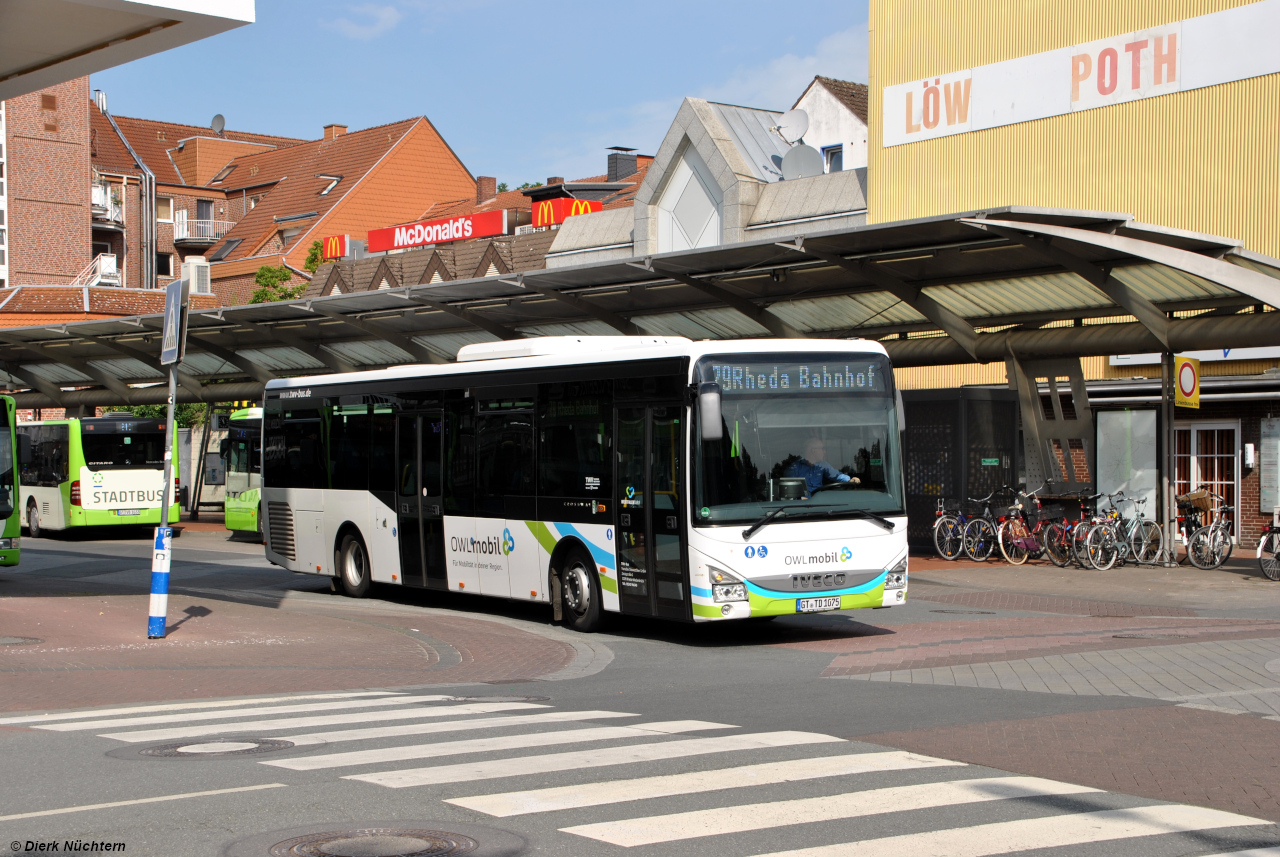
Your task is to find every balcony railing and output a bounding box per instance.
[90,184,124,224]
[71,253,120,287]
[173,218,234,244]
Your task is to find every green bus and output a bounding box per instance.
[0,396,20,565]
[18,414,180,537]
[222,407,262,535]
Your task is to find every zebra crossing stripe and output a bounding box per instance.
[266,721,734,771]
[281,710,639,747]
[1196,850,1280,856]
[39,695,446,732]
[447,751,964,817]
[345,731,845,789]
[0,692,404,726]
[562,775,1099,846]
[101,701,549,743]
[742,805,1272,857]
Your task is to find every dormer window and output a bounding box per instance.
[317,174,343,195]
[211,164,236,184]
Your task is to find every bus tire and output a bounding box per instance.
[337,532,372,598]
[559,546,602,632]
[26,499,41,539]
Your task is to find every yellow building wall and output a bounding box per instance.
[867,0,1280,259]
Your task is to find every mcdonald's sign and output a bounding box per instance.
[367,209,508,253]
[532,197,602,228]
[321,234,349,260]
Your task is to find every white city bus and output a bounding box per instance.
[262,337,907,630]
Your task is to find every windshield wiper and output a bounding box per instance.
[741,503,838,541]
[844,508,896,531]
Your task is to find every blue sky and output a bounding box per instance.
[91,0,868,186]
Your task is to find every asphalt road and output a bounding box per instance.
[2,530,1278,857]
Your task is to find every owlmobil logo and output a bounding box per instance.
[502,528,515,556]
[840,546,853,562]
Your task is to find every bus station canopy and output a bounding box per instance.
[3,206,1278,408]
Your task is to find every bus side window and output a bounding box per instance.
[443,399,474,514]
[328,402,370,492]
[17,429,34,486]
[51,424,70,484]
[476,413,534,515]
[538,383,612,499]
[368,405,395,494]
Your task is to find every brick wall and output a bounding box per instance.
[212,271,260,306]
[4,77,91,284]
[1178,399,1278,544]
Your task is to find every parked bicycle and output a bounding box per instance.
[932,497,967,561]
[1083,492,1165,570]
[998,484,1049,566]
[962,486,1011,562]
[1184,490,1234,570]
[1257,510,1280,582]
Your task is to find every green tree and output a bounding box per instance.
[517,181,543,189]
[249,264,307,304]
[125,403,206,428]
[303,240,323,273]
[496,182,509,193]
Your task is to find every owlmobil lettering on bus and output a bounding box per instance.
[882,0,1280,147]
[366,210,508,253]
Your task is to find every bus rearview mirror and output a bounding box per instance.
[698,382,723,442]
[219,438,229,458]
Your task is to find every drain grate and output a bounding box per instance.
[138,738,295,758]
[0,636,42,646]
[269,829,478,857]
[930,610,995,615]
[1113,633,1191,639]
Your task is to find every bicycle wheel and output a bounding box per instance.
[1042,522,1072,567]
[1130,520,1163,564]
[963,518,997,562]
[1188,525,1228,570]
[998,520,1029,566]
[933,515,964,560]
[1086,523,1119,570]
[1260,531,1280,582]
[1071,522,1093,567]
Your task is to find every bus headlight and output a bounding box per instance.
[0,538,15,549]
[884,556,908,589]
[708,567,748,602]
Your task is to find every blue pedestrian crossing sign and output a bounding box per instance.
[160,277,189,365]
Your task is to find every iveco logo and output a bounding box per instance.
[791,573,846,590]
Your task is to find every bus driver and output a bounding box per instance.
[785,436,859,494]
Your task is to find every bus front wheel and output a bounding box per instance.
[560,547,602,632]
[26,500,41,539]
[337,533,371,598]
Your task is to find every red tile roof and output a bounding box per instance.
[104,114,305,185]
[0,287,218,328]
[795,76,869,123]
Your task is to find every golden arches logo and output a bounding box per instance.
[568,199,595,217]
[322,235,346,259]
[534,200,556,228]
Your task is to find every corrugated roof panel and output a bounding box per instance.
[237,347,329,372]
[24,363,92,384]
[925,272,1111,319]
[768,292,928,332]
[638,307,771,339]
[415,330,498,359]
[179,352,240,376]
[520,320,625,337]
[326,339,416,367]
[1112,264,1235,303]
[89,357,163,381]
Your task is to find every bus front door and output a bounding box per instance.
[615,404,690,620]
[396,412,446,590]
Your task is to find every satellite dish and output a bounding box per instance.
[775,108,809,144]
[211,114,225,135]
[781,144,824,180]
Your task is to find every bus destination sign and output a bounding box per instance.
[709,361,885,394]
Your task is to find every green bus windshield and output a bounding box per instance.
[82,431,166,469]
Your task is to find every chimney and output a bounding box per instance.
[93,89,108,114]
[476,176,496,204]
[546,176,564,186]
[323,124,348,141]
[608,152,638,181]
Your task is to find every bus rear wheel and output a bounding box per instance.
[560,547,602,632]
[337,533,371,598]
[26,500,41,539]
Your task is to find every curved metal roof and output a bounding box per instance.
[2,206,1277,407]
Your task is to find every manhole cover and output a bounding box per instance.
[447,696,550,704]
[0,636,42,646]
[930,610,995,615]
[1113,633,1190,639]
[138,738,294,758]
[269,829,478,857]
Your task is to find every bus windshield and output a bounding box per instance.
[226,423,260,475]
[0,426,13,517]
[82,430,166,469]
[693,354,904,526]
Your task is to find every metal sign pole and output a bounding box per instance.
[1163,351,1177,566]
[148,274,188,639]
[148,365,177,639]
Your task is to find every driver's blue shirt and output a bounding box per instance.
[785,459,851,492]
